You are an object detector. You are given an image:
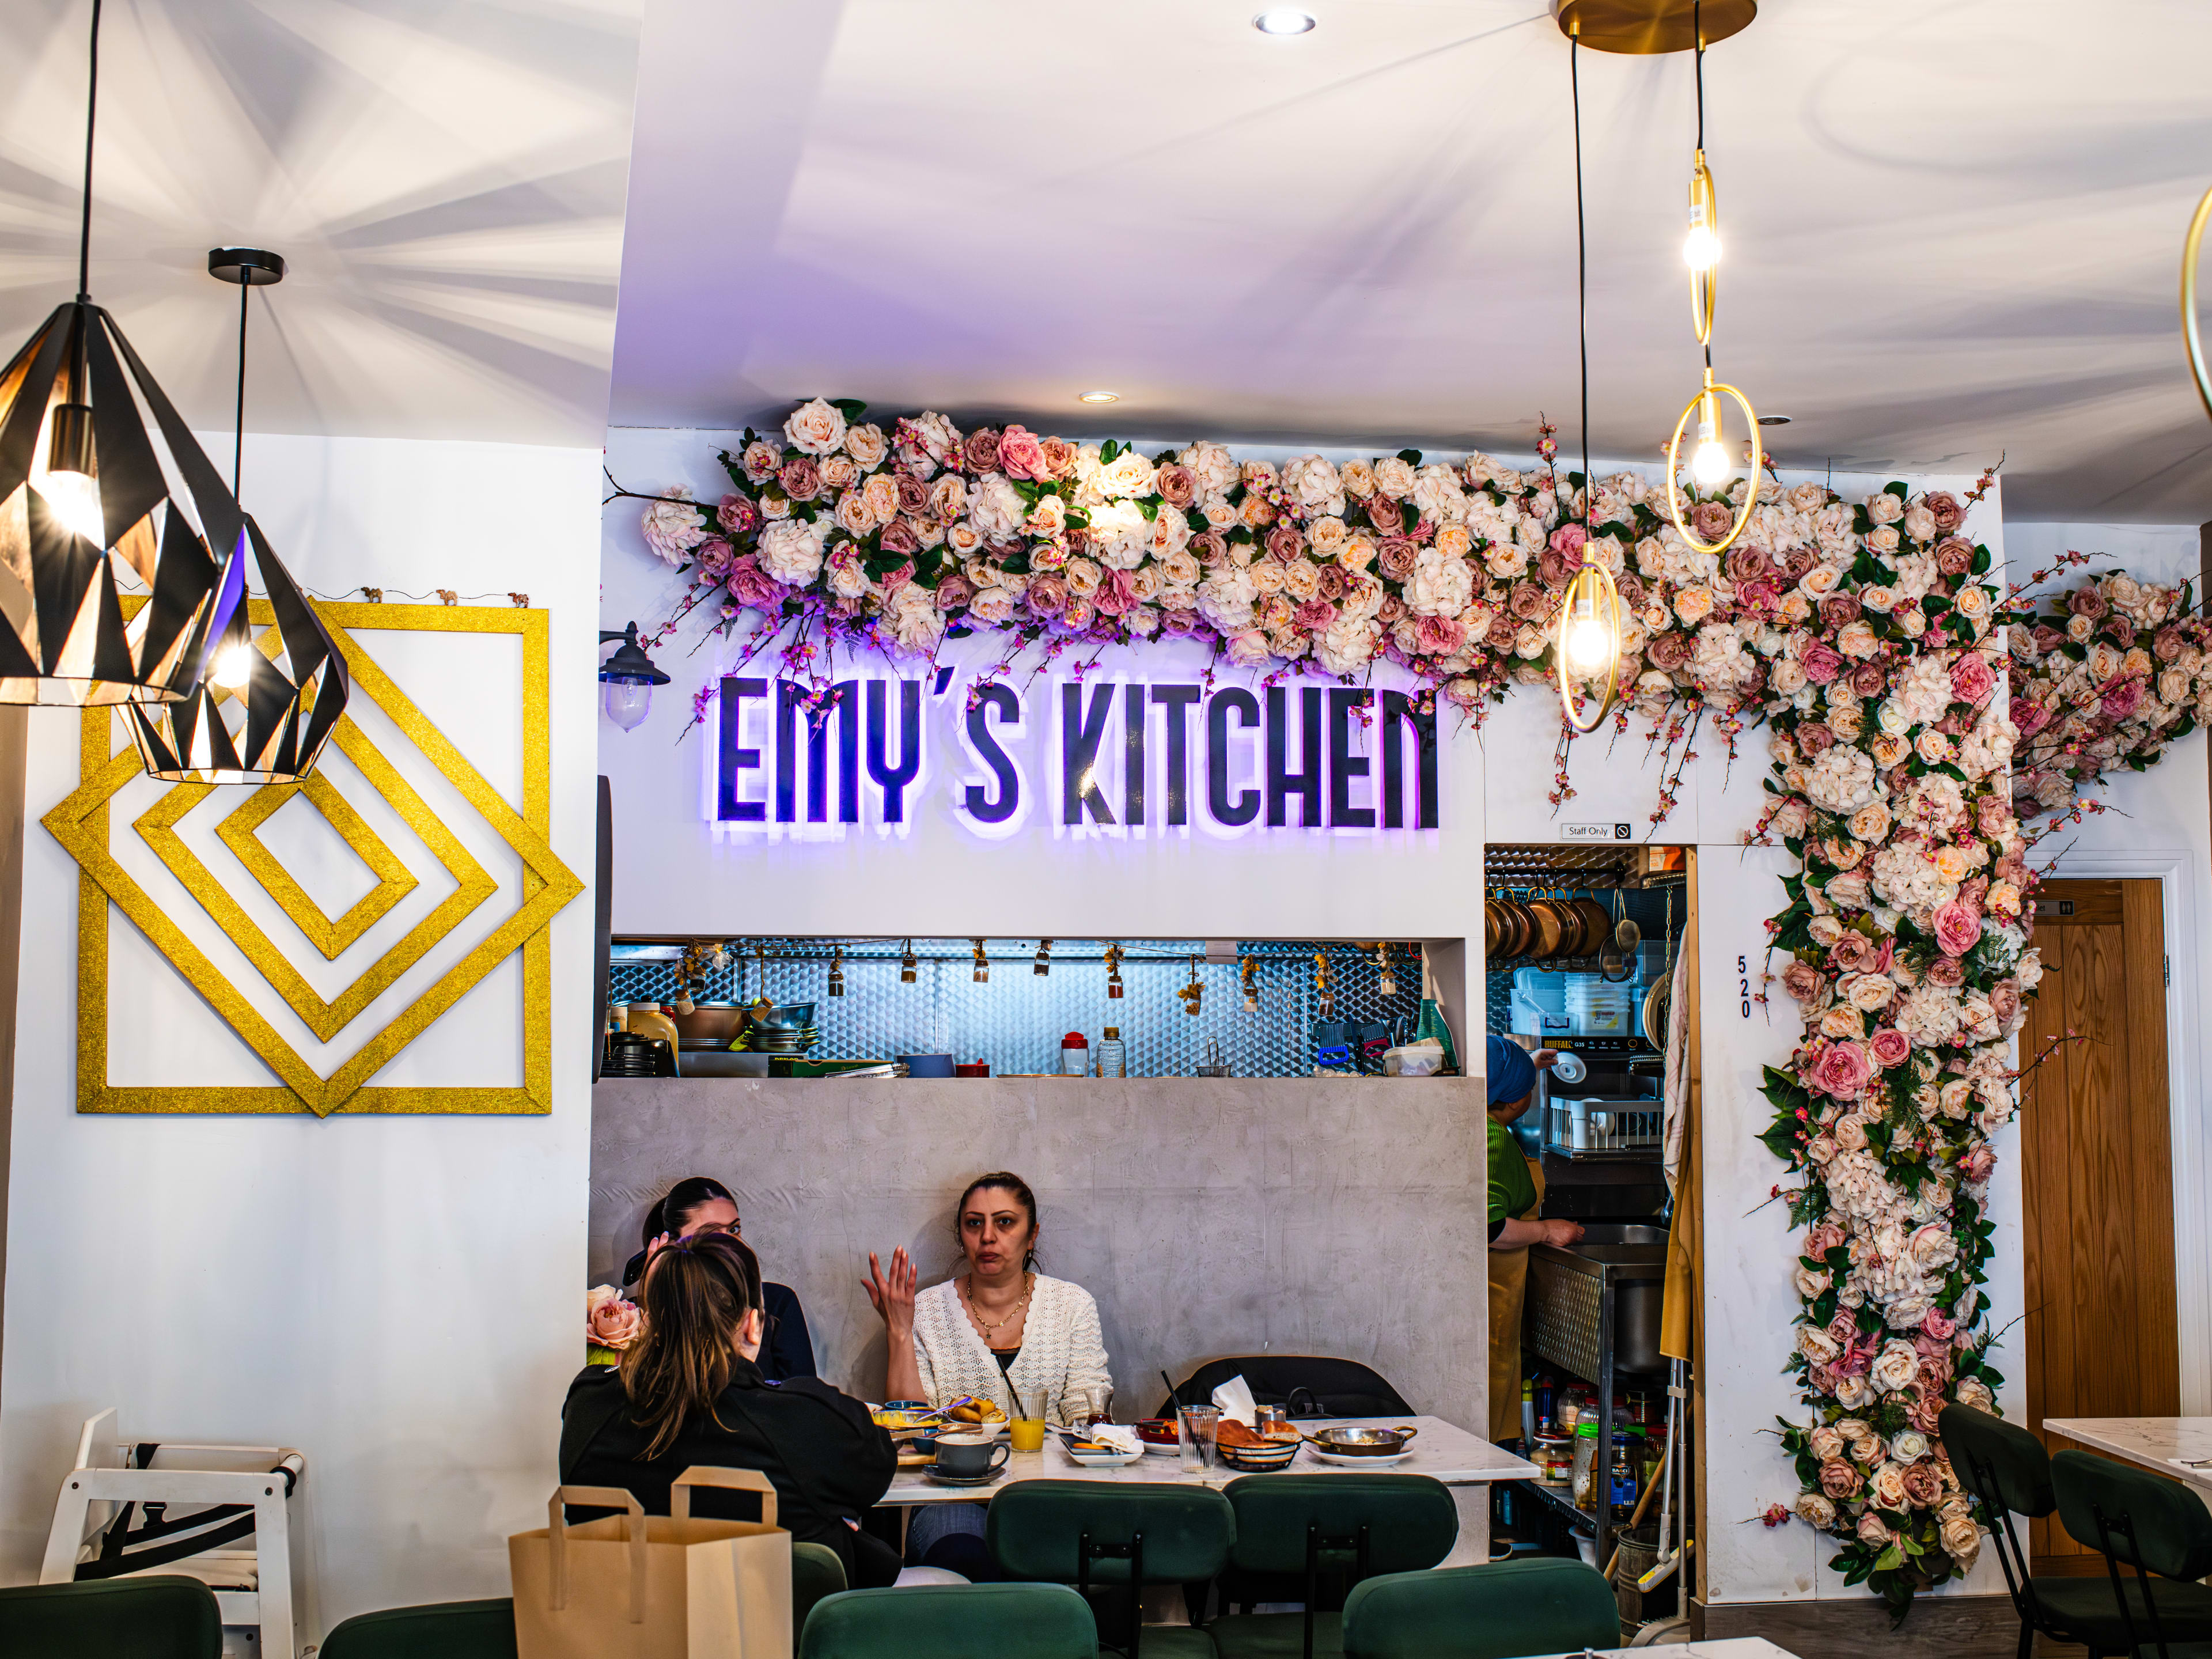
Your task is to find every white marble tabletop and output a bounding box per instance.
[880,1415,1537,1507]
[2044,1417,2212,1489]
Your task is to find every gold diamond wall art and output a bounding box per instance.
[44,600,584,1116]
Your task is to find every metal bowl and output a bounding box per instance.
[1302,1425,1420,1457]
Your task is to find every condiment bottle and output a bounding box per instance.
[1059,1031,1089,1077]
[1096,1027,1126,1078]
[627,1002,680,1050]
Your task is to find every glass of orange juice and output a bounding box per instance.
[1010,1387,1048,1453]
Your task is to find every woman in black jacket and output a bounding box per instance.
[620,1175,817,1382]
[562,1230,899,1586]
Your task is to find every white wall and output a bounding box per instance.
[0,432,603,1635]
[2004,520,2212,1416]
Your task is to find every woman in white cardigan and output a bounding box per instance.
[863,1171,1113,1577]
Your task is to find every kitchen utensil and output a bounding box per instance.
[1615,916,1642,950]
[1641,974,1671,1048]
[669,1002,745,1043]
[1301,1425,1420,1458]
[898,1054,955,1078]
[1531,902,1566,960]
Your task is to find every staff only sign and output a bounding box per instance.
[711,671,1440,839]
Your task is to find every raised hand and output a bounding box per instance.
[863,1246,918,1333]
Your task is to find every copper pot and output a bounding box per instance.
[669,1002,745,1043]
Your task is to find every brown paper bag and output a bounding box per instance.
[510,1467,794,1659]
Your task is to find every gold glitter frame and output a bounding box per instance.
[44,601,582,1116]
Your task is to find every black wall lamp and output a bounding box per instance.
[599,622,669,730]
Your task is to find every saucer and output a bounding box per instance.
[1306,1447,1412,1467]
[924,1467,1006,1488]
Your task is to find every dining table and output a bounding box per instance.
[879,1414,1537,1567]
[2043,1416,2212,1493]
[1520,1644,1797,1658]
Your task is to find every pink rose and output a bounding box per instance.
[1950,653,1996,707]
[724,556,782,611]
[1806,1219,1846,1257]
[1160,609,1199,637]
[1694,499,1733,541]
[1932,902,1982,958]
[587,1291,642,1351]
[997,424,1048,481]
[1857,1512,1893,1546]
[1376,594,1408,625]
[1548,522,1589,559]
[2155,626,2187,663]
[1797,721,1837,756]
[1782,961,1824,1002]
[963,427,1001,472]
[2101,678,2145,719]
[717,494,760,537]
[1039,437,1078,480]
[1812,1041,1873,1100]
[1267,525,1305,564]
[1925,955,1966,988]
[741,441,782,483]
[1921,1308,1957,1341]
[1821,594,1862,630]
[1093,569,1138,617]
[1849,662,1888,698]
[1191,529,1229,567]
[779,457,822,501]
[1415,613,1465,655]
[1508,581,1552,622]
[1726,543,1774,585]
[2010,698,2053,738]
[1925,492,1964,533]
[893,472,930,515]
[1830,933,1874,973]
[1647,631,1692,671]
[2069,585,2108,620]
[1026,574,1069,618]
[1536,548,1571,589]
[1316,563,1347,601]
[1377,539,1418,581]
[1961,1143,1995,1184]
[693,537,734,577]
[1936,539,1976,578]
[877,517,921,556]
[1869,1028,1912,1069]
[1902,1462,1944,1509]
[1156,464,1197,509]
[1296,599,1340,635]
[1819,1460,1864,1500]
[1781,548,1817,582]
[1366,494,1406,536]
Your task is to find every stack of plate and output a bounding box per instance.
[745,1022,819,1056]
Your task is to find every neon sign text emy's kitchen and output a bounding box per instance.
[713,675,1438,836]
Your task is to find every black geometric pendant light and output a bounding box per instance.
[0,0,248,707]
[127,250,349,783]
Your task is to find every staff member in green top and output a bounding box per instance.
[1486,1035,1584,1443]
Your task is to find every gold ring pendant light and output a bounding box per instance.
[2184,182,2212,423]
[1550,0,1760,732]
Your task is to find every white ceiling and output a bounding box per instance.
[608,0,2212,522]
[4,2,2208,520]
[0,0,643,449]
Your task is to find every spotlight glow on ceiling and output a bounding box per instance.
[1078,389,1120,404]
[1252,8,1316,35]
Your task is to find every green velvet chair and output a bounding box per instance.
[319,1598,517,1658]
[0,1575,221,1659]
[1338,1560,1618,1659]
[987,1480,1235,1658]
[1207,1474,1459,1659]
[799,1582,1097,1658]
[1942,1405,2212,1658]
[2052,1449,2212,1659]
[791,1541,850,1635]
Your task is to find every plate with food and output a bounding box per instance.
[1056,1425,1145,1468]
[1215,1419,1300,1471]
[1133,1418,1181,1456]
[1301,1425,1419,1466]
[940,1395,1010,1435]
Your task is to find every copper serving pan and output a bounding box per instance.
[1301,1425,1420,1456]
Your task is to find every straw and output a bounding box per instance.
[1162,1370,1179,1412]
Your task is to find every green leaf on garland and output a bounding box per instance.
[1397,449,1423,467]
[830,398,868,418]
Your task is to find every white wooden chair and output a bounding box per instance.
[40,1408,310,1658]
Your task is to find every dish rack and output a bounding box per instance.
[1544,1094,1664,1158]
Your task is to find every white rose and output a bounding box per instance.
[757,518,828,586]
[1096,450,1159,500]
[784,397,848,457]
[641,490,709,566]
[1866,491,1905,525]
[1869,1339,1921,1395]
[1903,503,1936,543]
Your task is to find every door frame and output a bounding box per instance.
[2034,853,2208,1414]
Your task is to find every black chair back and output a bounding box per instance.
[1160,1356,1413,1419]
[2053,1448,2212,1659]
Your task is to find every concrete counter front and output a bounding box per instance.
[589,1076,1490,1431]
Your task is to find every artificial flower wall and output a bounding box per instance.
[628,397,2212,1617]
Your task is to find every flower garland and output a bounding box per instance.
[625,398,2212,1620]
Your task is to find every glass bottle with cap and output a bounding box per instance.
[1096,1026,1126,1078]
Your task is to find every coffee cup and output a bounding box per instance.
[933,1434,1010,1479]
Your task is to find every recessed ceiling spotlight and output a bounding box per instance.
[1756,415,1793,426]
[1252,8,1316,35]
[1078,389,1120,404]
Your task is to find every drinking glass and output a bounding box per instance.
[1010,1387,1048,1453]
[1255,1403,1289,1440]
[1081,1387,1115,1427]
[1178,1404,1220,1472]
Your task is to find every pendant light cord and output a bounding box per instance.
[77,0,101,303]
[234,276,249,497]
[1571,32,1589,531]
[1695,0,1711,374]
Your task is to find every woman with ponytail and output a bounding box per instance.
[563,1230,899,1586]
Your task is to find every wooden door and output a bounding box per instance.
[2020,879,2179,1573]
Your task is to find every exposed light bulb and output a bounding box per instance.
[1682,219,1721,274]
[213,642,256,690]
[602,679,653,731]
[1691,434,1730,485]
[1077,390,1120,405]
[38,471,105,545]
[1565,611,1613,674]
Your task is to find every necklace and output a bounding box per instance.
[963,1271,1032,1337]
